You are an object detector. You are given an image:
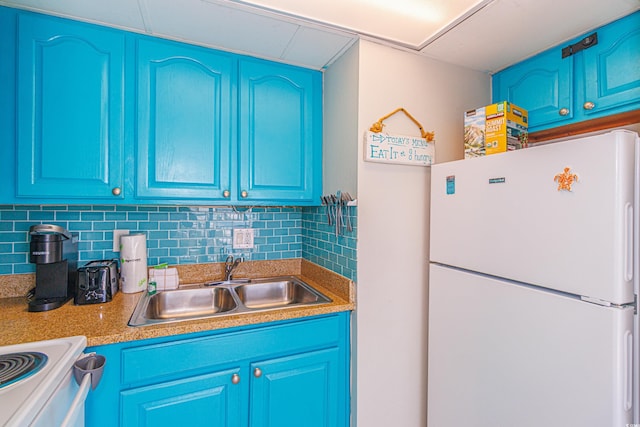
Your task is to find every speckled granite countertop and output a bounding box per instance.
[0,259,355,347]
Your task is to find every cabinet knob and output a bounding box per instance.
[231,373,240,384]
[253,367,262,378]
[241,190,248,198]
[559,108,570,116]
[112,187,122,196]
[223,190,230,198]
[583,101,595,110]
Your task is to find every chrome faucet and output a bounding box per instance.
[224,255,243,281]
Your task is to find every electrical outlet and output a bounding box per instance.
[233,228,254,249]
[113,229,129,252]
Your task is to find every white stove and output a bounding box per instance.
[0,336,87,427]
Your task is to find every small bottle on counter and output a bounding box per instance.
[148,280,157,295]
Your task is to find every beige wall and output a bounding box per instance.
[323,41,359,196]
[325,39,490,426]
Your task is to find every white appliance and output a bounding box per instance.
[428,130,640,427]
[0,336,94,427]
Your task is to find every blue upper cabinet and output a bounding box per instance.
[0,9,16,204]
[239,60,322,205]
[137,45,322,205]
[2,7,322,206]
[492,48,574,130]
[136,38,234,201]
[493,11,640,133]
[15,12,126,200]
[582,12,640,117]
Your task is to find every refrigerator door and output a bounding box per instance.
[430,130,637,305]
[428,264,635,427]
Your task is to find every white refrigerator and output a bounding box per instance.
[428,130,639,427]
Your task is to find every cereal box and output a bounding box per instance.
[484,102,528,155]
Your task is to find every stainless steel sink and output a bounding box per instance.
[234,279,326,309]
[129,276,332,327]
[145,287,237,319]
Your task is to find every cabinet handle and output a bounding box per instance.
[231,373,240,384]
[559,108,570,116]
[223,190,230,198]
[253,367,262,378]
[112,187,122,196]
[241,190,248,198]
[583,101,595,110]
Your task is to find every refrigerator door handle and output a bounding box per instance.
[624,330,633,412]
[625,203,633,282]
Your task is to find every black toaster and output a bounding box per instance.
[75,259,120,305]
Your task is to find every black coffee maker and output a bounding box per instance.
[28,224,79,312]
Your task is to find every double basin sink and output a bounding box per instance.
[129,276,332,327]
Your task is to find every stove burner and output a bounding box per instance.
[0,352,48,389]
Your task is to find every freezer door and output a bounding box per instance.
[428,264,635,427]
[430,130,638,304]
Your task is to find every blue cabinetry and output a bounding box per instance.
[582,12,640,117]
[492,48,574,130]
[493,11,640,132]
[239,59,322,205]
[136,37,234,201]
[135,43,322,205]
[14,12,126,200]
[250,348,340,427]
[0,6,322,206]
[120,368,243,426]
[86,313,350,427]
[0,9,16,204]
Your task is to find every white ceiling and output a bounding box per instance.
[1,0,638,73]
[236,0,486,47]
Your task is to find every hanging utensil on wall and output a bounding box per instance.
[321,191,356,236]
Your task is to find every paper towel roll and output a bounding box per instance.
[120,233,148,294]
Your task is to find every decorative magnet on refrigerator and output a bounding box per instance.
[554,167,578,191]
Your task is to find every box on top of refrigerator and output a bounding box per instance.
[485,102,528,155]
[464,107,486,158]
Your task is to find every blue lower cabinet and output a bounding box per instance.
[250,348,342,427]
[120,368,244,427]
[85,313,350,426]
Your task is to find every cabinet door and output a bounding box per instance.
[0,7,17,204]
[239,60,321,205]
[16,13,125,199]
[136,38,233,201]
[492,48,573,131]
[249,348,343,427]
[582,11,640,117]
[121,368,245,427]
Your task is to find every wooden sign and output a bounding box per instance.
[364,131,434,166]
